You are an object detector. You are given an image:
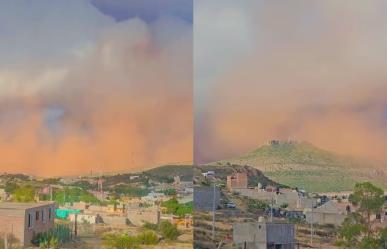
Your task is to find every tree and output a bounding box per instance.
[379,228,387,249]
[336,182,386,249]
[336,213,366,248]
[349,182,384,234]
[4,181,18,194]
[161,198,192,217]
[357,236,379,249]
[12,186,35,202]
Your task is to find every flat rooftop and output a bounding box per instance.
[0,201,55,210]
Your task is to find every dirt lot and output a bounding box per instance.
[75,224,193,249]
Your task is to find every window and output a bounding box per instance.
[42,210,45,222]
[48,208,52,220]
[36,211,39,221]
[28,213,32,228]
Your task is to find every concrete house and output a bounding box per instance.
[227,172,248,191]
[235,188,317,211]
[0,202,56,246]
[0,188,8,201]
[305,200,347,226]
[233,221,296,249]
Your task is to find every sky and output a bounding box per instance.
[194,0,387,165]
[0,0,192,176]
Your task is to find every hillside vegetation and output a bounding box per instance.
[214,141,387,192]
[144,164,193,182]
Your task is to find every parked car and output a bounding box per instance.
[225,202,236,209]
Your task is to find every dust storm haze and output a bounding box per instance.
[194,0,387,165]
[0,0,192,176]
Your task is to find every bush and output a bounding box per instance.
[12,186,35,202]
[136,230,158,245]
[247,199,269,212]
[112,185,149,197]
[102,233,140,249]
[280,203,289,209]
[32,224,71,247]
[163,188,177,196]
[160,221,181,241]
[53,187,100,205]
[161,198,193,217]
[142,222,158,231]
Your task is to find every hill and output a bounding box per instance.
[194,164,278,188]
[213,141,387,192]
[98,164,193,188]
[144,164,193,182]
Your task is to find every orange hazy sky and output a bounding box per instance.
[0,1,192,176]
[194,0,387,164]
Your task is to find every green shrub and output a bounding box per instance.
[280,203,289,209]
[12,186,35,202]
[163,188,177,196]
[247,199,269,212]
[142,222,158,231]
[102,233,140,249]
[136,230,159,245]
[161,198,193,217]
[160,220,181,241]
[53,187,100,205]
[32,224,71,247]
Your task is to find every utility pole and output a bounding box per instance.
[310,198,314,246]
[98,171,103,202]
[308,180,314,247]
[74,214,78,237]
[10,224,13,249]
[270,195,273,222]
[4,233,7,249]
[212,182,216,241]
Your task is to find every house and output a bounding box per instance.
[173,176,181,185]
[202,171,215,178]
[0,202,56,246]
[0,188,8,201]
[194,186,220,211]
[141,192,167,203]
[227,172,248,191]
[305,200,348,226]
[233,221,296,249]
[235,188,317,210]
[129,175,140,180]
